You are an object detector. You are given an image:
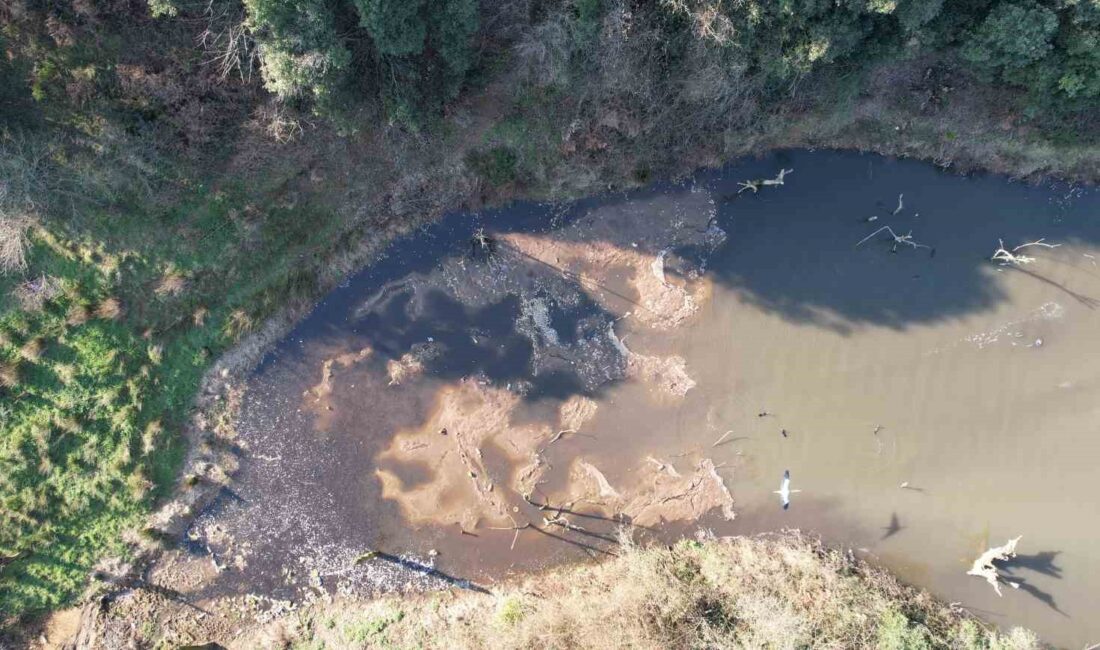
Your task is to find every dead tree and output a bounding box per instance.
[0,215,30,274]
[762,168,793,186]
[991,239,1060,266]
[967,536,1022,596]
[470,227,498,260]
[197,0,257,82]
[737,168,793,194]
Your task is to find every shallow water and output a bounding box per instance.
[194,150,1100,647]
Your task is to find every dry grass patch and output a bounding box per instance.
[12,275,62,311]
[95,297,124,320]
[0,215,31,274]
[0,360,20,389]
[258,535,1039,650]
[65,302,91,326]
[19,337,44,362]
[154,266,189,298]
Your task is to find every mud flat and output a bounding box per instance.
[123,150,1100,648]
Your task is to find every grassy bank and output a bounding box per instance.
[0,171,342,616]
[237,535,1037,650]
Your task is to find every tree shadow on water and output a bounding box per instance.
[998,550,1067,615]
[703,150,1100,333]
[369,552,491,594]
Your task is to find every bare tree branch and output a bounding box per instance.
[967,536,1022,597]
[737,168,793,194]
[991,239,1061,266]
[856,226,932,252]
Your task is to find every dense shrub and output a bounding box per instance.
[466,146,519,186]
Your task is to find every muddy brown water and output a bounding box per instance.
[189,150,1100,647]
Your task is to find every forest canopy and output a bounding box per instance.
[2,0,1097,132]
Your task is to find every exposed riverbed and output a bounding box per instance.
[178,150,1099,647]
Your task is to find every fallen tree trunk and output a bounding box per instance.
[967,535,1022,596]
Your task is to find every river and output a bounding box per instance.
[188,150,1100,647]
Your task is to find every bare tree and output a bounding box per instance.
[967,536,1022,596]
[197,0,257,82]
[991,239,1060,266]
[737,168,793,194]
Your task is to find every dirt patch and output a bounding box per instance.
[498,186,722,332]
[503,233,711,330]
[566,457,735,526]
[38,607,81,649]
[558,395,598,431]
[608,322,696,397]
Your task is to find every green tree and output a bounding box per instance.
[245,0,351,103]
[349,0,479,125]
[894,0,945,33]
[1055,24,1100,99]
[431,0,480,78]
[354,0,428,57]
[962,2,1059,73]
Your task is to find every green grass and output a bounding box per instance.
[341,609,405,646]
[0,168,349,622]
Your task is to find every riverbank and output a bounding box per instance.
[16,146,1099,649]
[58,534,1041,649]
[1,38,1098,647]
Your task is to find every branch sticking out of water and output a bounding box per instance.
[991,239,1061,266]
[856,225,932,253]
[548,429,576,445]
[488,522,531,550]
[712,430,735,447]
[967,535,1023,596]
[737,168,793,194]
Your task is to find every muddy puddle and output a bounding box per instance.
[181,150,1099,647]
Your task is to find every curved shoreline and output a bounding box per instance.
[15,140,1094,648]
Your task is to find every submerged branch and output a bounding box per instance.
[856,225,932,252]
